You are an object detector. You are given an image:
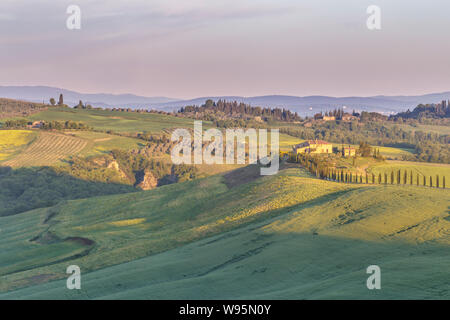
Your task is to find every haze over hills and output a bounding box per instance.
[0,86,177,110]
[1,86,450,115]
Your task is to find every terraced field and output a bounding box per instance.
[0,130,37,161]
[2,132,87,167]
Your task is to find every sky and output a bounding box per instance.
[1,0,450,99]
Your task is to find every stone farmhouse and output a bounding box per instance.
[293,140,333,154]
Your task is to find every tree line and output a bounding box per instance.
[286,153,446,188]
[179,99,302,122]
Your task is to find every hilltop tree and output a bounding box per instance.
[49,98,56,106]
[58,94,64,105]
[358,142,372,157]
[74,100,84,109]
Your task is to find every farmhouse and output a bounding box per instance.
[341,113,358,121]
[293,140,333,154]
[27,121,44,129]
[342,146,356,157]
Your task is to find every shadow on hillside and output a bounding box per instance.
[0,166,137,217]
[4,226,449,299]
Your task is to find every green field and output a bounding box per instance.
[390,123,450,135]
[66,131,145,157]
[27,107,211,133]
[0,166,449,299]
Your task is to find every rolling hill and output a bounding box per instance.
[0,166,448,299]
[3,86,450,115]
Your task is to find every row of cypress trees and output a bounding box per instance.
[284,152,446,188]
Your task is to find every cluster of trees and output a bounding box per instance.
[136,132,171,143]
[392,102,450,120]
[3,119,90,130]
[62,150,199,188]
[356,142,383,159]
[3,119,29,128]
[111,149,198,185]
[179,99,302,122]
[49,94,66,107]
[41,120,91,130]
[0,166,135,217]
[359,111,388,122]
[213,118,266,129]
[73,100,93,109]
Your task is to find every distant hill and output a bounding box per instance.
[2,86,450,116]
[0,86,177,110]
[158,93,450,115]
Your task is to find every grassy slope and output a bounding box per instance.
[0,167,449,299]
[0,130,146,166]
[367,161,450,185]
[65,131,144,158]
[27,107,210,133]
[1,131,88,167]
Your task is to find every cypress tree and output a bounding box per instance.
[384,173,387,185]
[430,176,433,187]
[417,173,419,186]
[423,175,426,186]
[443,176,446,189]
[372,173,375,184]
[391,171,394,184]
[410,170,413,185]
[436,175,439,188]
[378,173,382,184]
[403,170,407,185]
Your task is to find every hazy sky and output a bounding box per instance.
[1,0,450,99]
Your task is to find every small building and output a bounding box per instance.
[323,116,336,121]
[341,113,358,121]
[342,146,356,157]
[293,140,333,154]
[27,121,44,129]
